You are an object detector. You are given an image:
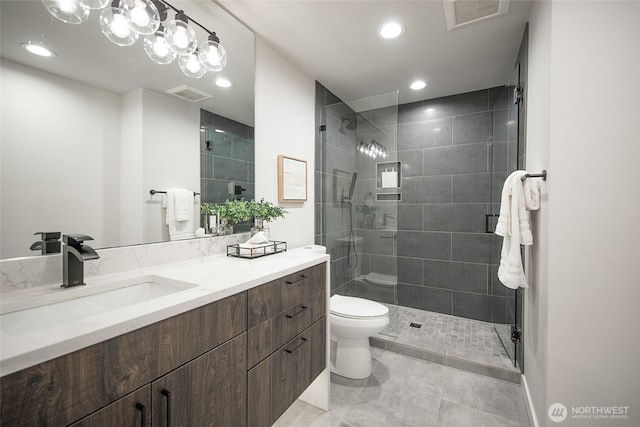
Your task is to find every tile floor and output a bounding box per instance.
[273,348,531,427]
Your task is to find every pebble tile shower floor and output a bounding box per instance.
[381,305,510,360]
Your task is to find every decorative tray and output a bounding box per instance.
[226,241,287,259]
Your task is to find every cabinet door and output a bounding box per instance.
[152,333,247,427]
[69,385,151,427]
[247,358,271,427]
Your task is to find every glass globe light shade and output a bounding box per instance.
[42,0,89,24]
[143,27,176,64]
[179,51,206,78]
[119,0,160,35]
[164,13,196,56]
[99,7,138,46]
[77,0,110,10]
[198,35,227,72]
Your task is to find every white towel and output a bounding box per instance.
[164,189,195,241]
[495,171,532,289]
[523,177,542,211]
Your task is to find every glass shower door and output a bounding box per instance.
[319,90,399,339]
[490,64,522,368]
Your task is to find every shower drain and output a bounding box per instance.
[409,322,422,328]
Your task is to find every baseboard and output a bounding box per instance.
[521,374,539,427]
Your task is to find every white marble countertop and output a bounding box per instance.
[0,247,329,377]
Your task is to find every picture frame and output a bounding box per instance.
[278,155,307,202]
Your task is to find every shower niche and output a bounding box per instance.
[376,161,401,189]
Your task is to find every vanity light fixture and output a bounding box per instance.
[357,139,387,159]
[410,80,427,90]
[178,49,206,78]
[215,77,233,88]
[143,24,176,64]
[41,0,229,78]
[199,32,227,72]
[379,21,405,39]
[21,42,57,58]
[42,0,89,24]
[164,11,197,55]
[119,0,162,35]
[99,1,139,46]
[78,0,110,9]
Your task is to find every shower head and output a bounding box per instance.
[348,172,357,200]
[339,117,357,134]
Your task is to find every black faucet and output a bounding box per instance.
[62,234,100,288]
[30,231,61,255]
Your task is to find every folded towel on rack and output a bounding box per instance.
[523,177,542,211]
[495,171,531,289]
[164,189,195,241]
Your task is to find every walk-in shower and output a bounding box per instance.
[316,79,525,381]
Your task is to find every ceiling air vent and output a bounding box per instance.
[166,85,214,103]
[443,0,510,31]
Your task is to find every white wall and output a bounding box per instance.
[254,36,316,248]
[526,1,640,425]
[141,90,200,243]
[0,59,121,258]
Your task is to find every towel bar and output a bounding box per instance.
[521,170,547,181]
[150,189,200,196]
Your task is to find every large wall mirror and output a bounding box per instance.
[0,0,255,260]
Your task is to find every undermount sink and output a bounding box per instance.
[0,275,197,336]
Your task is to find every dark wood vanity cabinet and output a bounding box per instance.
[0,261,327,427]
[247,263,327,427]
[0,293,247,427]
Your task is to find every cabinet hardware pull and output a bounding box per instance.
[161,389,172,427]
[285,337,308,353]
[286,305,308,319]
[135,403,146,427]
[286,274,308,285]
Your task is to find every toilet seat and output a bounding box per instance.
[330,295,389,319]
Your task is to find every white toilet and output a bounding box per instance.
[330,294,390,379]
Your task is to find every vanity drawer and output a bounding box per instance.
[248,318,326,427]
[270,318,326,425]
[247,291,325,368]
[248,262,326,328]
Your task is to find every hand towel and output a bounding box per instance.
[495,171,531,289]
[164,189,195,241]
[523,177,542,211]
[171,189,192,222]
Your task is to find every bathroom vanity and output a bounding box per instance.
[0,250,329,427]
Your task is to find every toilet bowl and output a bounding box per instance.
[330,294,389,379]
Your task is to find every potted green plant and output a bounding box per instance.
[249,199,287,239]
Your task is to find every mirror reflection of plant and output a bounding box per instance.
[200,203,216,216]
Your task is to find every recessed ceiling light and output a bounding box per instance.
[379,21,405,39]
[21,42,56,58]
[214,129,225,133]
[410,80,427,90]
[215,78,233,88]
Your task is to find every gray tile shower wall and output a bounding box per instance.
[200,110,255,232]
[395,88,504,322]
